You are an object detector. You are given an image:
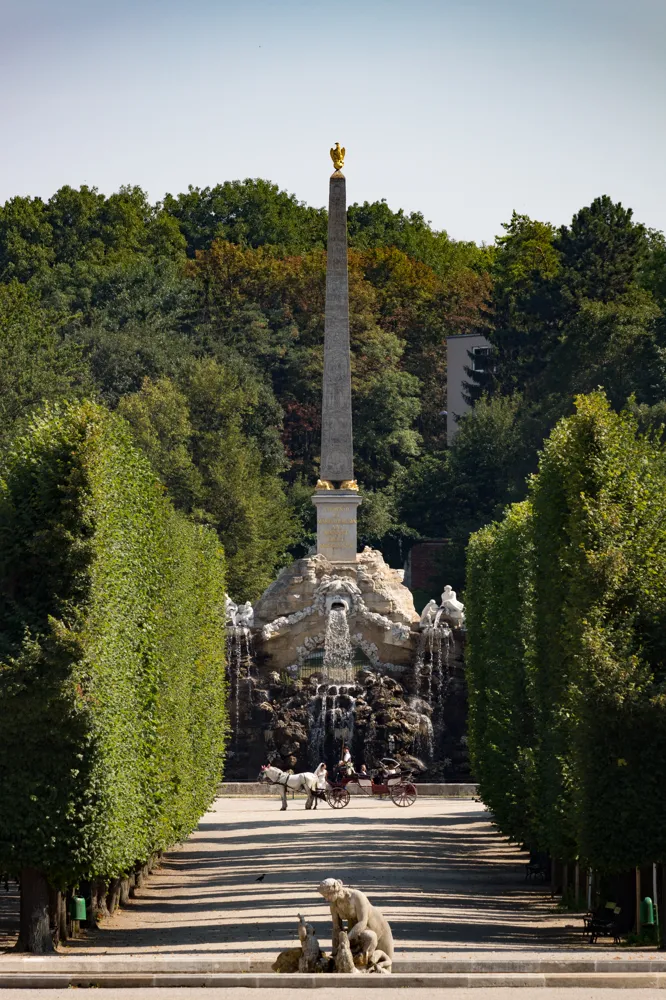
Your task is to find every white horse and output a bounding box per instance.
[258,764,327,811]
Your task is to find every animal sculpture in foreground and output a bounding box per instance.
[272,914,328,973]
[318,878,393,973]
[258,764,326,811]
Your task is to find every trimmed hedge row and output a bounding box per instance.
[465,501,536,847]
[0,401,227,946]
[466,392,666,871]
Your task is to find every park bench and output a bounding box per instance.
[584,902,622,944]
[525,852,549,882]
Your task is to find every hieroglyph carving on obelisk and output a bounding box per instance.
[312,146,362,564]
[320,158,354,484]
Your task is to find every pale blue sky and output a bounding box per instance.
[1,0,664,243]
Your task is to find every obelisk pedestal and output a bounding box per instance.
[313,489,362,564]
[312,152,361,565]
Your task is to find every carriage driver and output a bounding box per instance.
[338,745,353,776]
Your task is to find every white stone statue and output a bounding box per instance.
[419,599,438,629]
[440,585,465,624]
[225,595,238,627]
[225,595,254,629]
[237,601,254,628]
[317,878,393,973]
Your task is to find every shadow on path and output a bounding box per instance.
[64,799,581,954]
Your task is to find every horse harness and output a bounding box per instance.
[265,769,304,791]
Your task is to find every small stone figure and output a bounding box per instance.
[237,601,254,628]
[272,948,301,973]
[419,599,438,628]
[317,878,394,974]
[225,594,238,627]
[334,930,358,973]
[274,913,329,973]
[225,595,254,628]
[298,913,326,972]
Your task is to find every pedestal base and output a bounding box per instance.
[312,490,362,563]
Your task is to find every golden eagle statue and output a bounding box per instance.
[330,143,345,171]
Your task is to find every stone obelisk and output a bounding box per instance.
[312,144,362,564]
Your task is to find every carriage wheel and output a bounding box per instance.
[390,782,417,807]
[327,787,351,809]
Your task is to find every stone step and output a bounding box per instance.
[1,970,666,989]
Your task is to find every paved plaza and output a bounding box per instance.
[56,795,580,960]
[2,991,665,1000]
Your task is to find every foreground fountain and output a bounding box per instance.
[224,146,470,781]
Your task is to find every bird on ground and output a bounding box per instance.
[255,873,266,882]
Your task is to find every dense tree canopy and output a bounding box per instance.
[0,179,664,598]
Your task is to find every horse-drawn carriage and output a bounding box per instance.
[324,758,418,809]
[258,758,418,810]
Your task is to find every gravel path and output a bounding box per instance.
[58,796,583,960]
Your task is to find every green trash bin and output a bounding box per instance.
[641,896,655,926]
[70,896,87,922]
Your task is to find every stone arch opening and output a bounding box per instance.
[298,644,372,680]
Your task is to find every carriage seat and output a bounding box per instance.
[348,772,373,784]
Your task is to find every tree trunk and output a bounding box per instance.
[106,878,121,915]
[92,879,110,924]
[133,862,145,890]
[119,877,131,906]
[60,892,69,942]
[47,886,61,948]
[128,872,138,898]
[659,862,666,950]
[18,868,53,953]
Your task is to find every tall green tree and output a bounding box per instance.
[119,359,295,599]
[0,282,90,442]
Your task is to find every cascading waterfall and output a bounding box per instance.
[226,625,254,747]
[241,627,254,703]
[413,632,425,697]
[308,686,328,766]
[410,697,434,759]
[419,713,435,758]
[323,606,354,683]
[308,681,360,767]
[411,623,453,756]
[338,687,356,746]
